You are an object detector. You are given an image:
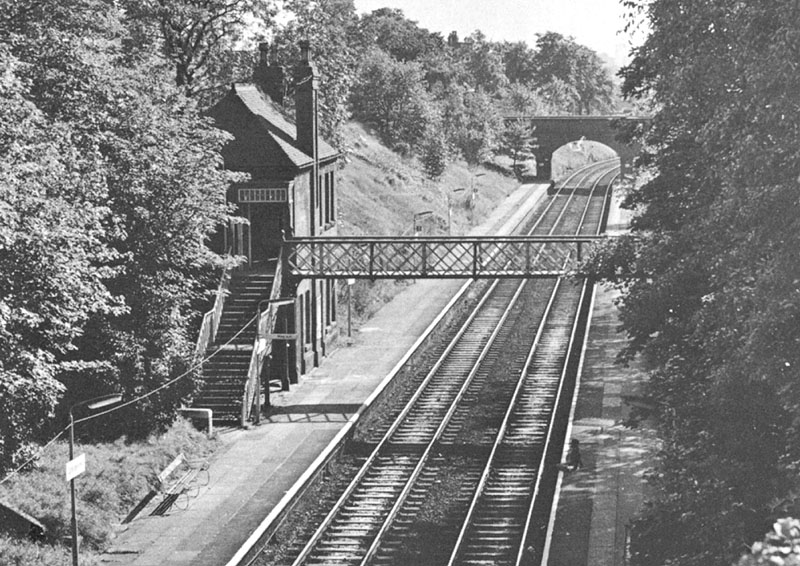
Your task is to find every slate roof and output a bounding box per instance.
[232,84,338,168]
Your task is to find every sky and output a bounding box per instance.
[352,0,640,66]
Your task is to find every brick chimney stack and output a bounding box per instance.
[253,42,284,105]
[293,39,318,159]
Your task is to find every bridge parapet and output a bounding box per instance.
[286,236,603,279]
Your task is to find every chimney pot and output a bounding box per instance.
[294,39,318,157]
[258,42,269,65]
[253,42,285,105]
[298,40,311,63]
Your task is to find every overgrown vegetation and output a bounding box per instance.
[584,1,800,565]
[1,0,236,471]
[0,419,216,564]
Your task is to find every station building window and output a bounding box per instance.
[325,280,336,327]
[304,290,312,345]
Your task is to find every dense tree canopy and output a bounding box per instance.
[0,0,235,466]
[350,48,436,154]
[532,32,614,114]
[586,1,800,565]
[272,0,360,150]
[122,0,279,102]
[356,7,442,62]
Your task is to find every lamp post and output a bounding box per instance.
[69,394,122,566]
[346,278,355,339]
[470,172,486,209]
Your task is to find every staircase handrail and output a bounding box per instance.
[241,248,285,425]
[194,260,232,361]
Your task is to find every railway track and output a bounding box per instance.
[256,162,618,566]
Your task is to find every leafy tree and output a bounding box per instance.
[501,118,536,170]
[273,0,361,149]
[420,128,449,180]
[532,31,614,114]
[0,46,120,468]
[420,47,469,92]
[122,0,279,100]
[444,88,503,166]
[350,48,437,153]
[585,1,800,565]
[738,518,800,566]
[500,41,538,85]
[462,31,509,94]
[501,82,550,116]
[0,0,236,456]
[357,8,442,62]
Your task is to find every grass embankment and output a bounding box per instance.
[0,122,519,565]
[0,419,216,565]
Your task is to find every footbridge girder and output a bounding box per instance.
[285,236,603,279]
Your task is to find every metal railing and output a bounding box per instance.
[194,265,232,360]
[241,249,285,426]
[286,235,604,280]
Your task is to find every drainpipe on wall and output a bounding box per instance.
[294,39,322,365]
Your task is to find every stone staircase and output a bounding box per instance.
[192,272,274,423]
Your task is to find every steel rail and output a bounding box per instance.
[288,278,525,566]
[510,280,590,566]
[576,164,619,235]
[558,157,620,191]
[443,166,616,566]
[512,164,617,565]
[526,161,618,271]
[275,165,616,566]
[289,173,592,563]
[444,276,564,566]
[356,279,531,566]
[362,165,616,565]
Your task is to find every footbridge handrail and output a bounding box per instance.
[286,235,605,280]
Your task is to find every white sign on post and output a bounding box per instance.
[66,453,86,482]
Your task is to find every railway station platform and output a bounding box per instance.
[546,196,659,566]
[101,181,550,566]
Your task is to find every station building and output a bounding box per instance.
[206,41,339,397]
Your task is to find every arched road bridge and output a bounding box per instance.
[515,115,649,180]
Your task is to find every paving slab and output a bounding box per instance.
[101,182,549,566]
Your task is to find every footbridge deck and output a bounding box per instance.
[285,235,603,279]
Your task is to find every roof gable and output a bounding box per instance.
[227,84,338,169]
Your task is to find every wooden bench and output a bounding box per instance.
[150,453,210,516]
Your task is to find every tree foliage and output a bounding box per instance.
[585,2,800,565]
[350,49,436,153]
[273,0,360,149]
[122,0,279,102]
[0,0,235,465]
[532,32,614,114]
[443,88,503,166]
[356,8,442,62]
[501,118,536,170]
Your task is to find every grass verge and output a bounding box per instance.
[0,419,217,565]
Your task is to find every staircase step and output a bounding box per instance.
[192,271,280,417]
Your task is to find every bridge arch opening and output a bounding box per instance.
[551,139,618,183]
